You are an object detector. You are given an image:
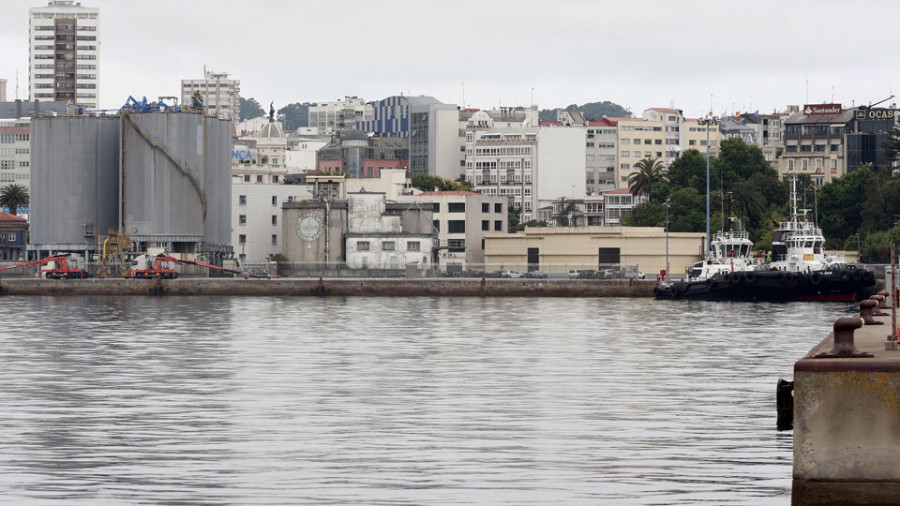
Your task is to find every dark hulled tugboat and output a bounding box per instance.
[655,179,876,301]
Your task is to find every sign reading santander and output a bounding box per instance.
[803,103,843,115]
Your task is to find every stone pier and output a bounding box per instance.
[793,297,900,505]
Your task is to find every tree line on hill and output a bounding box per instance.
[623,131,900,263]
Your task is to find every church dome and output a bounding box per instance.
[258,121,284,139]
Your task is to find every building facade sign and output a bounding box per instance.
[855,108,895,121]
[803,104,843,115]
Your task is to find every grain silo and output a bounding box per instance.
[29,116,120,255]
[120,111,232,257]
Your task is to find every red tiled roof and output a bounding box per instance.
[419,191,478,195]
[0,211,28,223]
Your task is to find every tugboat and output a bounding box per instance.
[655,180,875,301]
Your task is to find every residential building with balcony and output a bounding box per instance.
[181,69,240,122]
[0,123,32,192]
[781,104,855,185]
[308,96,373,135]
[415,191,507,272]
[603,189,648,226]
[28,0,99,108]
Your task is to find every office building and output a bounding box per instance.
[181,69,240,122]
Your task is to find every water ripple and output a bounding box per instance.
[0,296,856,505]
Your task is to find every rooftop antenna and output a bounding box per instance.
[462,82,465,108]
[531,87,534,108]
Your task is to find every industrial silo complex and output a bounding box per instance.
[29,109,233,265]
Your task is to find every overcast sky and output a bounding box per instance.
[2,0,898,118]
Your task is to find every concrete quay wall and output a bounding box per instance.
[793,307,900,505]
[0,277,657,297]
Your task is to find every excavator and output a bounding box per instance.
[0,254,88,279]
[132,254,251,279]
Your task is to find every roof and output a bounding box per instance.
[605,189,633,195]
[587,119,618,127]
[405,96,442,106]
[0,212,28,225]
[418,191,478,195]
[784,108,856,125]
[648,108,681,113]
[539,121,562,126]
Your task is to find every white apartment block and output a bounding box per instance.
[464,127,586,222]
[29,0,99,109]
[0,122,32,190]
[232,182,311,264]
[308,96,373,134]
[181,69,240,122]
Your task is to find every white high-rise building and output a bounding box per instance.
[28,1,99,109]
[181,69,241,122]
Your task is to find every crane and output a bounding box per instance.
[132,254,252,279]
[0,254,88,279]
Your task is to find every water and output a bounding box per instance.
[0,296,858,505]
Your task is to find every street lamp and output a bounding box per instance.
[698,115,719,259]
[665,199,670,280]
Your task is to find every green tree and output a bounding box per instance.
[620,201,665,227]
[817,168,878,249]
[628,158,667,197]
[538,101,631,122]
[278,102,310,132]
[666,148,708,195]
[454,175,474,191]
[511,220,548,233]
[883,124,900,165]
[239,97,264,121]
[508,204,522,230]
[0,184,29,215]
[409,174,470,192]
[552,198,579,226]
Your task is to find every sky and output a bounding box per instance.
[2,0,899,118]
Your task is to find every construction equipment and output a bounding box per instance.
[99,229,133,278]
[0,254,88,279]
[132,254,251,279]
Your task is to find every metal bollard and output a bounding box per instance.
[870,295,889,316]
[860,299,884,325]
[814,317,874,358]
[877,290,891,309]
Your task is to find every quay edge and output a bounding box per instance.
[792,303,900,505]
[0,277,657,297]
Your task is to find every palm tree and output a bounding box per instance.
[0,184,29,215]
[628,158,667,197]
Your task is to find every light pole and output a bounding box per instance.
[699,115,718,259]
[665,199,670,280]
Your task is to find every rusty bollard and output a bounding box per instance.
[860,299,884,325]
[814,317,874,358]
[870,295,889,316]
[878,290,891,309]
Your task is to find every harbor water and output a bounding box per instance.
[0,296,858,505]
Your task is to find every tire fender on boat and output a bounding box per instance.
[745,271,758,284]
[728,272,742,284]
[810,272,823,285]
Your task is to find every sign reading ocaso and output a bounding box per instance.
[855,108,895,121]
[803,104,843,115]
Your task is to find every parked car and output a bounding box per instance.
[568,269,581,279]
[525,270,546,278]
[578,270,599,279]
[500,270,523,278]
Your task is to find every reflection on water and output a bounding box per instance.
[0,296,856,505]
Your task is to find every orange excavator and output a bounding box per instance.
[132,254,251,279]
[0,254,88,279]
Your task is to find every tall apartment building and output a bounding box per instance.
[464,127,586,222]
[181,69,240,122]
[308,96,373,134]
[28,0,99,108]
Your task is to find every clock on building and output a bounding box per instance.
[296,213,324,241]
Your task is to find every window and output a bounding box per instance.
[448,239,466,252]
[482,203,489,212]
[357,241,370,251]
[382,241,396,251]
[271,234,278,246]
[433,220,440,232]
[800,145,812,152]
[495,203,502,213]
[272,215,278,226]
[482,220,489,231]
[256,175,263,182]
[644,139,652,145]
[244,175,250,182]
[239,215,247,225]
[272,196,278,206]
[786,145,798,152]
[831,144,840,152]
[408,241,420,251]
[621,151,630,157]
[239,234,246,244]
[448,220,466,233]
[432,203,440,213]
[621,139,630,145]
[494,220,502,231]
[788,160,794,171]
[448,202,465,213]
[239,195,246,205]
[802,159,808,171]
